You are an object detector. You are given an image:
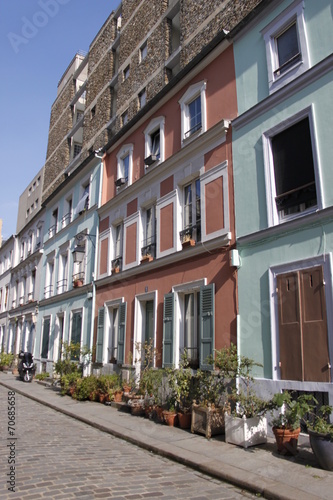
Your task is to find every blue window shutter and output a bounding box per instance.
[96,308,104,363]
[117,302,127,364]
[162,293,174,368]
[200,284,215,370]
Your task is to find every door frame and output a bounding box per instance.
[269,253,333,382]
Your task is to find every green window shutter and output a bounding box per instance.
[96,308,105,363]
[162,293,174,368]
[200,284,215,370]
[117,302,127,364]
[71,312,82,345]
[41,318,50,359]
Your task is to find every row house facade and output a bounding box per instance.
[93,21,242,378]
[34,154,101,374]
[0,167,45,360]
[232,0,333,406]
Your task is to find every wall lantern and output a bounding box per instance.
[72,245,85,263]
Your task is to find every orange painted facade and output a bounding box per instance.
[95,43,238,369]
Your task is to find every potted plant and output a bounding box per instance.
[191,350,232,439]
[305,402,333,470]
[222,346,272,448]
[166,351,195,429]
[270,391,314,455]
[0,352,14,371]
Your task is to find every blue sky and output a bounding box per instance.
[0,0,119,241]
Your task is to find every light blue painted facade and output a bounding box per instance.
[232,0,333,403]
[34,157,102,374]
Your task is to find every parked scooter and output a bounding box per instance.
[18,351,35,382]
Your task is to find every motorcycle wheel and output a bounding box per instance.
[24,371,32,383]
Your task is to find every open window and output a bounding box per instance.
[263,109,320,225]
[144,116,165,168]
[163,282,214,370]
[180,179,201,247]
[116,144,133,188]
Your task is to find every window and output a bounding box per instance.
[123,65,130,81]
[179,81,207,145]
[144,116,165,167]
[91,106,96,119]
[45,260,54,299]
[76,111,84,123]
[262,0,309,93]
[71,311,82,347]
[122,110,128,127]
[140,41,147,62]
[264,111,319,225]
[49,208,58,237]
[73,143,82,158]
[138,88,146,109]
[62,197,72,227]
[96,302,127,365]
[57,252,68,294]
[41,318,50,359]
[141,205,156,260]
[111,223,123,272]
[163,282,214,369]
[74,183,90,216]
[180,179,201,245]
[116,144,133,187]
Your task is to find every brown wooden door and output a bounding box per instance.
[277,266,330,382]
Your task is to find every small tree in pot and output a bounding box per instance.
[305,402,333,470]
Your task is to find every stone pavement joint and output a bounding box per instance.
[1,373,332,500]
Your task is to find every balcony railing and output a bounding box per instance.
[111,256,122,273]
[57,279,68,294]
[141,237,156,261]
[179,223,201,245]
[44,285,53,299]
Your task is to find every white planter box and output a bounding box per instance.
[225,414,267,448]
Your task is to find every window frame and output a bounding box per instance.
[179,81,207,147]
[116,144,133,188]
[262,0,309,93]
[180,178,201,245]
[144,116,165,169]
[140,40,148,62]
[263,107,322,227]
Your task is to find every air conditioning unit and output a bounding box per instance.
[115,177,126,187]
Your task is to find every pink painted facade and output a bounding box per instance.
[95,44,238,371]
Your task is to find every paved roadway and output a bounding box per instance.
[0,386,255,500]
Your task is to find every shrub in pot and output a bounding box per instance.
[0,352,15,371]
[166,351,195,429]
[270,392,314,455]
[223,347,272,448]
[305,403,333,471]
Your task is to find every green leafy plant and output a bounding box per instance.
[166,350,197,412]
[305,403,333,437]
[54,342,91,377]
[35,372,50,381]
[0,352,14,369]
[271,392,315,430]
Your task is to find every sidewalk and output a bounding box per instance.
[1,372,332,500]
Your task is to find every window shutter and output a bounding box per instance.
[200,284,215,370]
[95,308,104,363]
[117,302,127,364]
[162,293,174,368]
[41,318,50,359]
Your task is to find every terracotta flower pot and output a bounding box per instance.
[113,390,123,403]
[177,411,192,429]
[163,410,178,427]
[273,427,301,455]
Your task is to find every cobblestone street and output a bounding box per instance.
[0,386,255,499]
